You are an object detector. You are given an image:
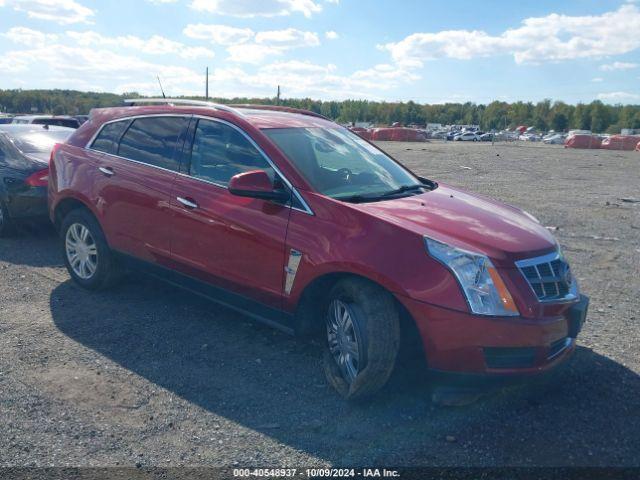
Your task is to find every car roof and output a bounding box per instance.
[11,115,54,120]
[89,104,337,130]
[0,124,76,134]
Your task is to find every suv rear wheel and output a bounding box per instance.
[323,277,401,400]
[60,209,121,290]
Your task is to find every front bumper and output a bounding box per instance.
[398,294,589,378]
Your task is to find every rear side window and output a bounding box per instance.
[91,120,129,154]
[118,117,187,171]
[189,119,274,186]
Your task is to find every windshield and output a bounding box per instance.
[11,130,71,155]
[263,127,423,201]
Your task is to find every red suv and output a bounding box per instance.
[49,99,589,400]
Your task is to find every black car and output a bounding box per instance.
[0,125,73,234]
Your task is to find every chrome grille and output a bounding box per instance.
[516,252,575,302]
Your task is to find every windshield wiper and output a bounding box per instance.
[378,184,426,198]
[337,184,427,204]
[336,194,381,204]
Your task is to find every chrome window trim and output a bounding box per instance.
[515,251,579,304]
[85,113,314,216]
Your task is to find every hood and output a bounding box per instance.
[350,184,557,267]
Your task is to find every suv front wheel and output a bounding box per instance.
[323,277,401,400]
[60,208,121,290]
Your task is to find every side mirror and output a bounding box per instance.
[228,170,290,203]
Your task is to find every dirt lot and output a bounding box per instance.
[1,141,639,468]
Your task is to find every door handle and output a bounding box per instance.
[99,166,114,177]
[177,196,198,209]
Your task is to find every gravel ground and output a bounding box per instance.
[0,141,639,468]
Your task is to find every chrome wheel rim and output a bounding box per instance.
[327,299,361,384]
[65,223,98,280]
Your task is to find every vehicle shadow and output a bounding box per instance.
[0,223,62,268]
[49,275,640,466]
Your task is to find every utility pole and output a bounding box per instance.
[205,67,209,100]
[276,85,281,105]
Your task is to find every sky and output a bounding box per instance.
[1,0,639,104]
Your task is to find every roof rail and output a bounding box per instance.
[123,98,242,115]
[230,104,329,120]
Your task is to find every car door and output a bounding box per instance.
[93,115,190,263]
[169,117,291,312]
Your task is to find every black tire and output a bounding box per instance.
[0,199,12,237]
[323,277,401,401]
[60,208,122,290]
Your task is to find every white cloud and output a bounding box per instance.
[200,28,320,64]
[350,63,420,83]
[597,91,640,102]
[66,31,215,59]
[260,60,336,75]
[8,0,94,25]
[2,26,58,46]
[591,77,604,82]
[189,0,322,18]
[599,61,639,71]
[183,23,254,45]
[182,25,320,63]
[383,4,640,66]
[0,43,203,95]
[325,30,339,40]
[255,28,320,48]
[226,44,284,64]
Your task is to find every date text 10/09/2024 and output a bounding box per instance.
[233,468,401,478]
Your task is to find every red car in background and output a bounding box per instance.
[48,99,589,400]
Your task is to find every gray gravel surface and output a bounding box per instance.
[0,141,638,467]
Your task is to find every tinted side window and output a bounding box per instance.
[118,117,187,171]
[190,119,274,186]
[91,120,129,154]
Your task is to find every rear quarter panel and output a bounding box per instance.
[49,144,104,226]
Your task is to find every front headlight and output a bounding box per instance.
[425,237,519,317]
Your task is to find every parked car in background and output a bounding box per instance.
[454,131,480,141]
[480,132,494,142]
[12,115,81,129]
[431,130,449,140]
[49,99,588,401]
[567,130,591,137]
[446,131,461,141]
[73,115,90,125]
[0,124,74,234]
[519,133,541,142]
[0,115,14,125]
[543,134,566,145]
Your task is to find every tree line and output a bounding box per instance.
[1,89,639,133]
